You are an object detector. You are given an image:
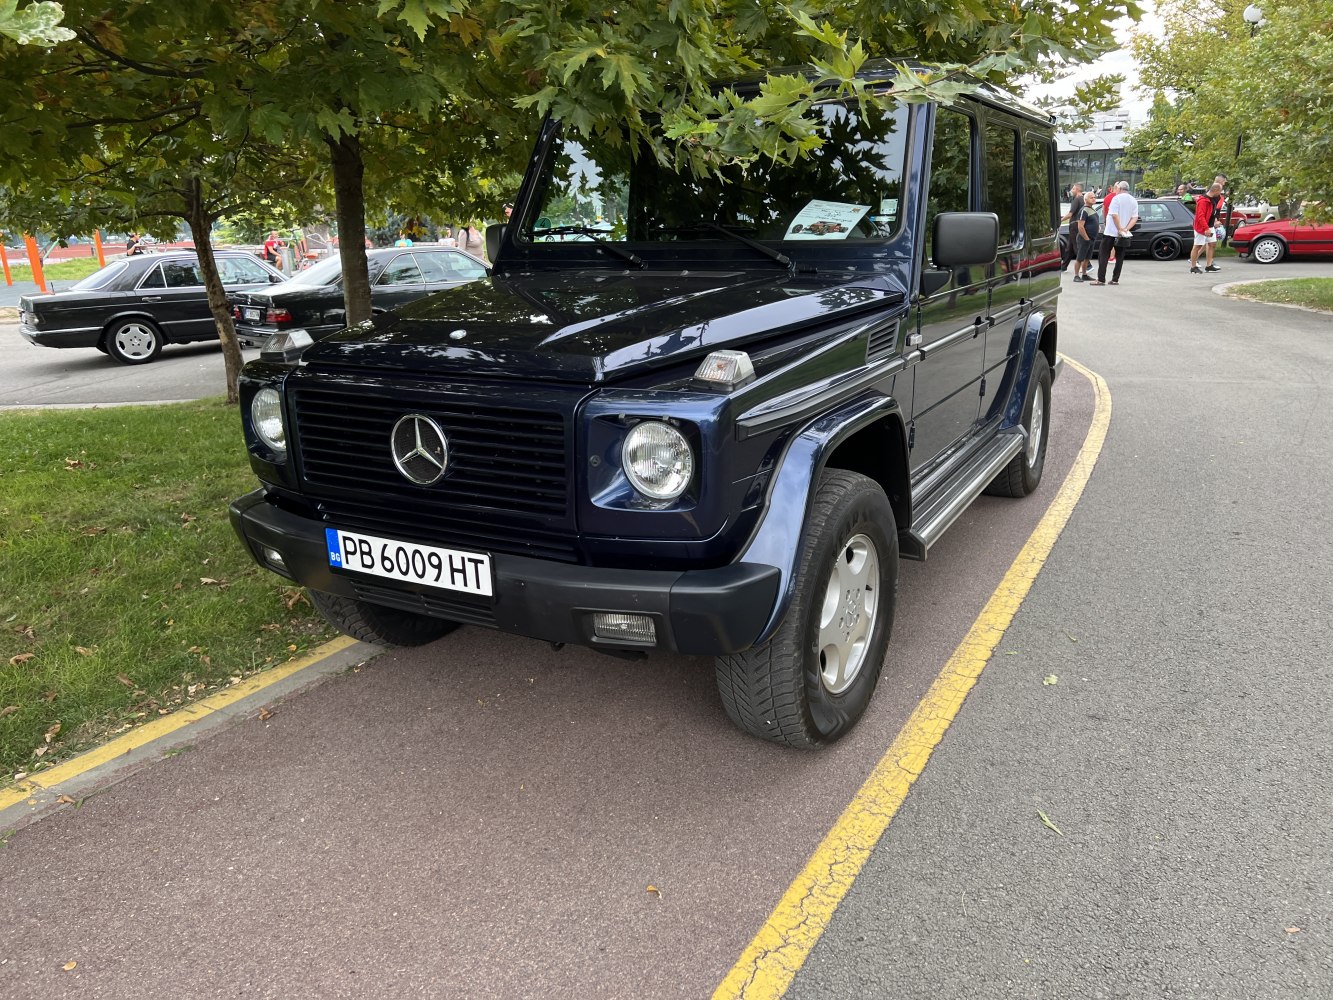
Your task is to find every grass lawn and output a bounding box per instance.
[1227,277,1333,312]
[8,256,108,282]
[0,400,335,779]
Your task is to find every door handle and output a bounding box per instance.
[143,295,164,301]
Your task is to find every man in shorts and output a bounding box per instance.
[1189,183,1224,274]
[1072,189,1099,282]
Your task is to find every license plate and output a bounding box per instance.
[326,528,493,597]
[242,306,261,321]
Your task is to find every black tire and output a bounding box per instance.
[1251,236,1285,264]
[103,317,164,364]
[307,588,459,646]
[714,470,898,749]
[1150,234,1181,261]
[986,351,1052,498]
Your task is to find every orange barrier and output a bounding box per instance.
[24,235,46,293]
[94,230,106,267]
[1,245,11,286]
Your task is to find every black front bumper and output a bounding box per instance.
[229,489,780,656]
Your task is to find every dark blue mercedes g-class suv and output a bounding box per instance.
[231,70,1061,748]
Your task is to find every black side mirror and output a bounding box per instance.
[932,212,1000,268]
[485,223,506,264]
[269,273,283,282]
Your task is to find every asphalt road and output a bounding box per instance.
[1,255,1331,998]
[0,322,255,408]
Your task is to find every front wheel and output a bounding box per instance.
[714,470,898,749]
[307,589,459,646]
[1251,236,1285,264]
[986,351,1052,498]
[104,318,163,364]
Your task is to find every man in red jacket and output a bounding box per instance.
[1189,183,1224,274]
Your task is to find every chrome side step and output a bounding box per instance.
[901,431,1025,560]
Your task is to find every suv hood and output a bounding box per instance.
[299,269,902,383]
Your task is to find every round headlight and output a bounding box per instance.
[251,387,286,454]
[622,421,693,501]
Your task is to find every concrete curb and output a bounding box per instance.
[0,636,380,835]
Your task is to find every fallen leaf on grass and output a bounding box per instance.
[74,646,95,656]
[258,707,275,721]
[1037,810,1063,836]
[40,690,57,703]
[62,960,77,971]
[180,513,198,525]
[646,885,662,898]
[63,457,84,470]
[200,577,222,586]
[115,673,133,687]
[80,526,106,536]
[56,794,75,805]
[9,653,35,666]
[44,722,61,743]
[0,706,17,718]
[1043,675,1059,686]
[32,746,48,758]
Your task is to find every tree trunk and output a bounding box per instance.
[185,177,244,405]
[328,131,372,326]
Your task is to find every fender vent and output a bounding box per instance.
[866,319,900,363]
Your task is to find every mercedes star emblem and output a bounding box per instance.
[390,414,449,485]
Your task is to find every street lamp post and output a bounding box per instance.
[1227,4,1265,240]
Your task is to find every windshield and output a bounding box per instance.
[521,101,909,245]
[69,260,130,291]
[283,255,343,287]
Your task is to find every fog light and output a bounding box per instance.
[592,613,657,644]
[261,546,286,570]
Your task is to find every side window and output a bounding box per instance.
[925,107,973,263]
[984,122,1019,247]
[414,252,455,282]
[218,256,273,285]
[377,254,424,286]
[138,264,166,289]
[1139,203,1171,223]
[1022,135,1056,241]
[441,251,487,279]
[162,260,204,288]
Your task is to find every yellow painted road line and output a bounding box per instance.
[714,357,1112,999]
[0,635,359,813]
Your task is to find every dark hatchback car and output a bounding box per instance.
[229,246,489,344]
[18,251,286,364]
[1059,197,1197,261]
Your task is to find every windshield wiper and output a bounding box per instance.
[696,222,794,271]
[530,226,645,269]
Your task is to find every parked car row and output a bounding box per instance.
[17,246,489,364]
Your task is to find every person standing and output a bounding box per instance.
[1061,184,1084,272]
[125,232,144,256]
[458,224,484,258]
[1072,190,1100,282]
[1189,182,1225,274]
[1092,181,1138,286]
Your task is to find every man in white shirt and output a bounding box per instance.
[1093,181,1140,285]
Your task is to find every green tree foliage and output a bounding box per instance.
[1125,0,1333,216]
[0,0,73,45]
[4,0,1143,361]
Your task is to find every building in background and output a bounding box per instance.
[1056,110,1146,201]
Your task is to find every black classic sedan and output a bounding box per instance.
[18,251,286,364]
[1058,197,1198,261]
[230,245,489,344]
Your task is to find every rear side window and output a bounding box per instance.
[378,255,424,285]
[1023,135,1056,240]
[162,260,205,288]
[217,256,273,285]
[984,122,1019,247]
[1139,203,1173,223]
[925,107,973,263]
[138,264,166,289]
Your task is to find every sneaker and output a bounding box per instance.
[1072,275,1084,282]
[1205,265,1221,272]
[1190,267,1203,274]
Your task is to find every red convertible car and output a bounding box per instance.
[1231,217,1333,264]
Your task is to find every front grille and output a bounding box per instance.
[291,380,577,562]
[350,580,497,628]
